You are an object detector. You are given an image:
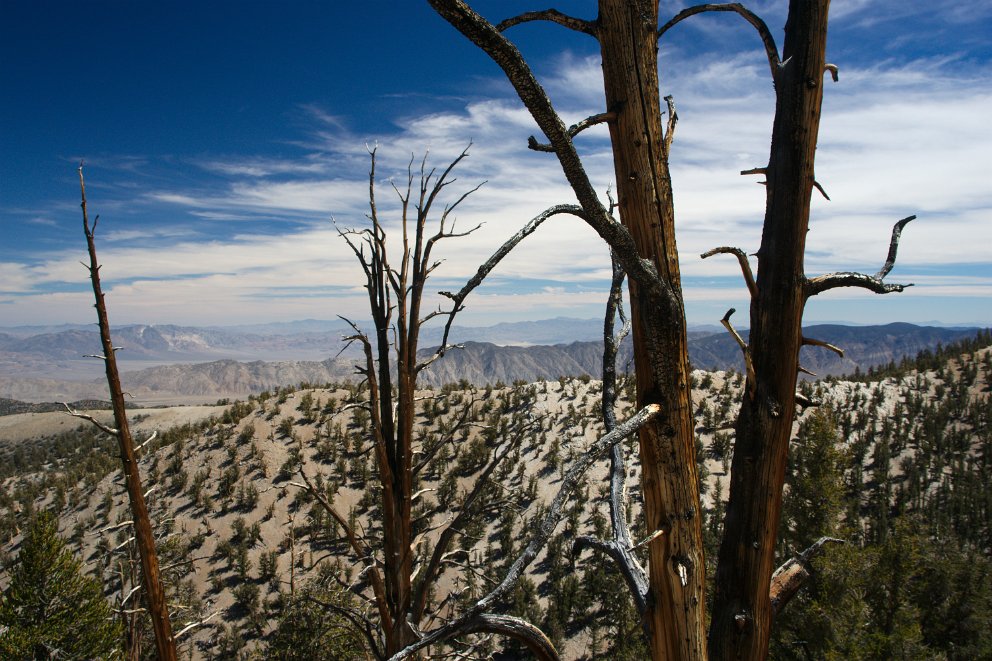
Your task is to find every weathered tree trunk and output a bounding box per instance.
[709,2,831,659]
[363,217,419,657]
[597,2,706,658]
[79,167,177,661]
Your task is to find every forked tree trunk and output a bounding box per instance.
[709,2,831,659]
[597,2,706,658]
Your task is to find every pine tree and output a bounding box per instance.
[778,408,847,554]
[0,511,122,660]
[267,572,367,660]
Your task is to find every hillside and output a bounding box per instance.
[0,333,989,658]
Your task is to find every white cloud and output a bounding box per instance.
[7,43,989,327]
[196,156,328,178]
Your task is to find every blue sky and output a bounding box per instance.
[2,1,990,328]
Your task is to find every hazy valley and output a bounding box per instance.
[0,319,980,405]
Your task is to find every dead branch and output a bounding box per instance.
[96,520,134,535]
[701,247,758,298]
[527,111,616,152]
[601,253,627,434]
[794,392,821,409]
[496,8,597,37]
[806,215,916,296]
[433,203,588,357]
[159,555,209,574]
[390,403,662,659]
[659,3,780,78]
[133,430,157,454]
[430,613,559,661]
[769,537,844,615]
[429,0,675,310]
[62,403,118,436]
[813,180,830,201]
[802,336,844,358]
[572,535,648,614]
[875,215,916,280]
[172,611,220,641]
[572,253,648,616]
[721,308,756,391]
[663,95,678,157]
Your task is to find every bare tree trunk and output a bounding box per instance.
[78,166,177,661]
[709,3,831,659]
[426,2,707,656]
[597,2,706,658]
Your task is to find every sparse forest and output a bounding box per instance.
[1,331,990,658]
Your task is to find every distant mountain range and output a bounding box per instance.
[0,319,984,404]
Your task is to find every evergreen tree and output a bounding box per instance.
[778,408,847,554]
[0,511,122,660]
[267,576,366,660]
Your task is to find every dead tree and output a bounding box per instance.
[296,147,661,659]
[73,166,177,661]
[429,2,916,659]
[699,2,913,657]
[429,2,705,657]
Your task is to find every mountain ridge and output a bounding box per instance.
[0,322,984,404]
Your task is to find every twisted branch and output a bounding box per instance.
[721,308,755,393]
[663,95,678,157]
[701,246,758,298]
[527,111,616,152]
[497,9,597,37]
[573,253,648,617]
[806,215,916,296]
[659,3,780,79]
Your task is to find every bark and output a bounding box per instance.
[709,2,832,659]
[78,166,177,661]
[597,3,705,657]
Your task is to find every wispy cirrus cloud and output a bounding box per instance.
[3,36,989,328]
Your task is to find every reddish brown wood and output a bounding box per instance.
[79,167,177,661]
[709,2,832,659]
[596,2,707,658]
